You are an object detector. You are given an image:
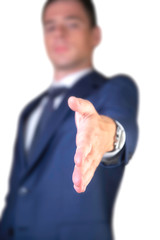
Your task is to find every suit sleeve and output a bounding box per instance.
[94,75,139,168]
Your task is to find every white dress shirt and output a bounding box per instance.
[24,68,125,160]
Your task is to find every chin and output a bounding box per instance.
[52,59,80,70]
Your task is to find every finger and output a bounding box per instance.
[74,111,82,129]
[72,166,86,193]
[81,159,98,191]
[74,144,92,167]
[83,170,95,191]
[73,184,86,194]
[73,151,93,186]
[68,96,97,117]
[73,152,97,192]
[72,165,82,188]
[81,151,101,189]
[72,163,95,194]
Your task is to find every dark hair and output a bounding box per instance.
[42,0,97,28]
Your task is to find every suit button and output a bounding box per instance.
[19,187,29,195]
[8,227,14,236]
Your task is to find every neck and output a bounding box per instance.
[53,63,93,81]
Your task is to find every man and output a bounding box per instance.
[0,0,138,239]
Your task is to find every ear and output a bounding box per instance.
[92,26,102,48]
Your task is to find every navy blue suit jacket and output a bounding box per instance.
[0,71,138,240]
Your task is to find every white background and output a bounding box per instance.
[0,1,160,239]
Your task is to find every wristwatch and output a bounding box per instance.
[102,120,126,158]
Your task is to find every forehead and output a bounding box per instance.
[43,1,89,23]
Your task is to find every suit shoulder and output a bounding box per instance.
[94,71,138,95]
[94,71,138,90]
[109,73,138,91]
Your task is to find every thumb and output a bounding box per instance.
[68,96,96,116]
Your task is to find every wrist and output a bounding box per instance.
[100,115,117,153]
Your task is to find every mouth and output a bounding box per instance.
[54,46,69,53]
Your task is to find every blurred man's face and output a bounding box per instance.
[43,0,101,71]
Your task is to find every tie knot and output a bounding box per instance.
[48,86,68,100]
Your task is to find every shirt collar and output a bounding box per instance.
[50,68,93,89]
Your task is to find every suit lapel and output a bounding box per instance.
[17,89,48,175]
[20,71,106,181]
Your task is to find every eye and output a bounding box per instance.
[44,25,56,33]
[66,22,80,29]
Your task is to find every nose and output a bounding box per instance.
[54,25,67,38]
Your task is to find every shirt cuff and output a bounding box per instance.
[102,120,126,159]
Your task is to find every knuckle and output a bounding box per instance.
[92,158,99,169]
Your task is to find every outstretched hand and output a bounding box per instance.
[68,96,116,193]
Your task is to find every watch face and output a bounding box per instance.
[115,121,126,150]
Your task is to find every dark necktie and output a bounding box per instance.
[27,86,68,160]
